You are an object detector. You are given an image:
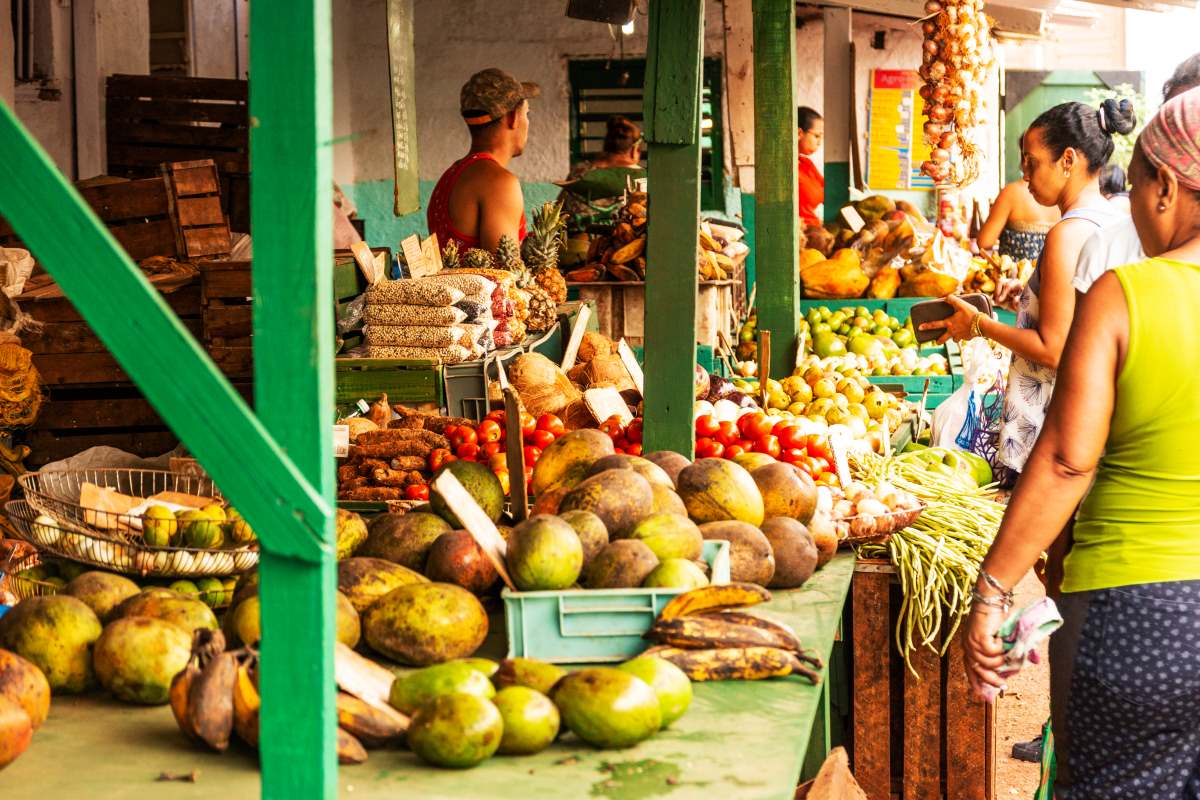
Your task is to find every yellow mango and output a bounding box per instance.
[898,271,960,297]
[799,248,826,271]
[868,266,901,299]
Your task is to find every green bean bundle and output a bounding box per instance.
[850,448,1004,675]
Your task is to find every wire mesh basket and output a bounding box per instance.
[5,499,258,578]
[19,468,222,532]
[2,549,62,601]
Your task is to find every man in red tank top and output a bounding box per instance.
[428,68,539,254]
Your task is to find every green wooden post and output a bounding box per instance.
[251,1,337,796]
[752,0,800,379]
[642,0,704,457]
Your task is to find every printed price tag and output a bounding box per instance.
[333,424,350,459]
[830,430,852,487]
[616,339,645,396]
[560,304,593,370]
[401,234,434,277]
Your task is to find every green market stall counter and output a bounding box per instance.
[2,553,854,800]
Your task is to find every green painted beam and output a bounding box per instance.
[250,0,338,796]
[0,102,328,564]
[752,0,800,378]
[642,0,704,458]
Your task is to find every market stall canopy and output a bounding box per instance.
[798,0,1196,38]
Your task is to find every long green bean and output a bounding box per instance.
[850,448,1002,676]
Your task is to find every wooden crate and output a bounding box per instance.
[571,280,735,348]
[850,559,996,800]
[0,160,231,263]
[105,74,250,232]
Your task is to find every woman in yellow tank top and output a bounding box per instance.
[965,85,1200,798]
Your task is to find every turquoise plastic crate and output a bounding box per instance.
[502,540,731,664]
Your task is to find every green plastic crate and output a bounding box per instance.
[335,358,443,406]
[502,540,731,663]
[631,344,726,377]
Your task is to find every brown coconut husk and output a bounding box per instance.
[567,362,590,386]
[576,331,615,364]
[508,352,581,417]
[585,353,636,394]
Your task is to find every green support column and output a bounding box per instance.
[823,7,852,221]
[642,0,704,457]
[250,1,338,797]
[752,0,800,379]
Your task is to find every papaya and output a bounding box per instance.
[641,450,691,488]
[0,596,102,693]
[868,266,901,299]
[675,458,765,527]
[899,271,959,297]
[363,582,487,666]
[798,248,826,271]
[337,557,428,614]
[335,509,369,560]
[801,257,869,299]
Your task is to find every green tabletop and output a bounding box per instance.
[2,553,854,800]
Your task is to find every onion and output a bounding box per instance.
[928,104,952,123]
[938,131,957,149]
[924,0,943,13]
[931,148,951,163]
[931,85,949,103]
[919,84,933,101]
[922,20,937,35]
[923,120,946,138]
[929,61,947,81]
[923,39,939,57]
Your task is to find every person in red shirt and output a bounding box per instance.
[797,106,825,227]
[427,68,540,253]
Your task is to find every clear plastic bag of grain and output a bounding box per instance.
[364,324,474,349]
[422,273,496,304]
[364,304,467,326]
[366,279,464,307]
[365,344,474,364]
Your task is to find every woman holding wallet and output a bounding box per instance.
[920,100,1134,483]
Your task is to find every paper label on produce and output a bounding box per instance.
[356,399,370,414]
[840,205,866,233]
[830,431,852,487]
[333,425,350,459]
[401,234,435,277]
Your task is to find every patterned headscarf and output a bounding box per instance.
[1139,86,1200,191]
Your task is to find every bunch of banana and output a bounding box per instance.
[644,583,823,684]
[169,633,406,764]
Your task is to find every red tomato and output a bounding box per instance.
[442,424,460,439]
[480,440,503,458]
[807,438,833,462]
[626,442,643,456]
[449,427,478,448]
[523,445,542,466]
[403,484,430,501]
[771,420,794,438]
[488,453,508,472]
[777,425,806,451]
[494,469,511,496]
[695,437,724,459]
[485,409,507,424]
[695,414,720,438]
[427,448,454,472]
[752,435,781,459]
[810,456,831,475]
[715,421,739,447]
[781,447,806,464]
[529,429,556,450]
[738,412,773,440]
[793,458,813,475]
[476,419,502,444]
[625,418,643,444]
[613,438,630,452]
[614,447,627,455]
[599,416,625,439]
[725,444,746,459]
[818,472,839,487]
[737,438,756,452]
[536,413,565,437]
[520,412,537,439]
[455,442,480,461]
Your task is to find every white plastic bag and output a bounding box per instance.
[930,339,1005,451]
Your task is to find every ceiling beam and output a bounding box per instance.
[797,0,1046,36]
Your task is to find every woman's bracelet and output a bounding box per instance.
[970,589,1012,613]
[970,311,985,340]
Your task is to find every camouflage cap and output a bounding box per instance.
[460,68,541,126]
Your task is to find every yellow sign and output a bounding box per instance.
[866,70,934,191]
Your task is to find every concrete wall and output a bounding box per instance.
[8,0,77,177]
[0,0,14,107]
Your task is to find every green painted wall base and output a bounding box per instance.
[823,161,851,223]
[740,190,756,295]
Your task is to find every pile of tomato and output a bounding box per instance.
[422,411,566,497]
[694,410,838,486]
[597,415,644,455]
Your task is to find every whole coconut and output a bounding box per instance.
[93,616,192,705]
[424,531,498,595]
[63,572,140,622]
[363,583,488,666]
[430,461,505,527]
[558,469,654,538]
[359,512,452,571]
[643,451,692,488]
[676,459,765,527]
[0,649,50,729]
[626,513,703,560]
[760,517,819,589]
[752,463,818,524]
[557,510,609,568]
[0,595,101,693]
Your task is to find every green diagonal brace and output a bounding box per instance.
[0,100,329,563]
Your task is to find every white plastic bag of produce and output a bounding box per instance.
[931,339,1005,459]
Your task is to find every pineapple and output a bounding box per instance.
[525,287,557,333]
[522,201,569,304]
[462,248,495,270]
[496,235,524,272]
[441,240,461,269]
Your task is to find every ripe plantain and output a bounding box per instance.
[698,611,807,654]
[646,615,796,651]
[643,646,821,684]
[657,582,771,622]
[232,660,261,749]
[336,692,406,748]
[169,628,225,743]
[337,727,368,765]
[187,649,239,752]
